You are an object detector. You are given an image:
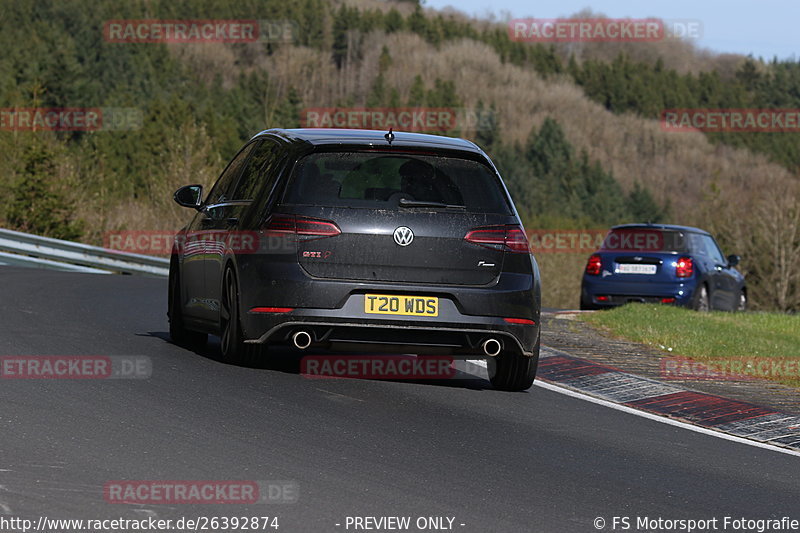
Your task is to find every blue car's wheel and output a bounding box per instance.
[736,290,747,312]
[692,285,710,312]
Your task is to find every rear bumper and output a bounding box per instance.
[581,278,696,308]
[244,316,538,357]
[237,257,540,356]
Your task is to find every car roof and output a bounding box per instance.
[611,223,710,235]
[251,128,483,153]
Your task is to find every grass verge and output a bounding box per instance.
[581,304,800,388]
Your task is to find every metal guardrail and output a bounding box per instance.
[0,228,170,277]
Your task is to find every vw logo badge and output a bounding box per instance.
[393,226,414,246]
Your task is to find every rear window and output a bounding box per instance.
[600,228,689,252]
[282,151,512,214]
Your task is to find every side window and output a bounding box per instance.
[703,235,726,265]
[232,139,281,201]
[689,233,708,258]
[205,141,258,205]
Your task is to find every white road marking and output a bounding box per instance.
[535,380,800,458]
[463,358,800,458]
[315,388,365,402]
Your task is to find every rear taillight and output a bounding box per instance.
[585,254,602,276]
[504,317,536,325]
[263,214,341,240]
[464,225,530,253]
[676,257,693,278]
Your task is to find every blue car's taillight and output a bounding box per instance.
[676,257,693,278]
[585,254,602,275]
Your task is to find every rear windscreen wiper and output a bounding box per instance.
[398,199,466,209]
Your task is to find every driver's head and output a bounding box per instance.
[399,159,437,201]
[399,159,434,180]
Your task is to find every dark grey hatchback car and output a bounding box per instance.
[169,129,541,391]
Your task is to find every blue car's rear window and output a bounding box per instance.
[600,229,689,252]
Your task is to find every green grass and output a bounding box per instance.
[582,304,800,388]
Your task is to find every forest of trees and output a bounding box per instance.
[1,0,798,310]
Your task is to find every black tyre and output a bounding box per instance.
[168,263,207,348]
[692,284,710,312]
[489,335,540,392]
[579,290,596,311]
[220,267,256,365]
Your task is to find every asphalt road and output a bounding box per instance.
[0,267,798,532]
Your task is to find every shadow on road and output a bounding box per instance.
[144,330,498,391]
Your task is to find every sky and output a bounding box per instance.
[423,0,798,61]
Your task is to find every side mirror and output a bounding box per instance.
[727,254,740,267]
[174,185,203,210]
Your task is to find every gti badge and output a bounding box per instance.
[393,226,414,246]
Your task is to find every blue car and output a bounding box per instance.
[580,224,746,311]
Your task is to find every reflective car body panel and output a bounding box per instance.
[171,129,541,357]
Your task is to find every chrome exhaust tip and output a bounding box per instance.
[482,338,502,357]
[292,330,312,350]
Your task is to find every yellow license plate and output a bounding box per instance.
[364,294,439,317]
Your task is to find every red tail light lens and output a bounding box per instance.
[262,214,295,235]
[676,257,693,278]
[263,215,341,240]
[504,317,536,325]
[585,254,602,275]
[464,225,530,253]
[660,298,675,304]
[504,227,531,253]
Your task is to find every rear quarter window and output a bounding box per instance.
[689,233,726,264]
[282,151,512,214]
